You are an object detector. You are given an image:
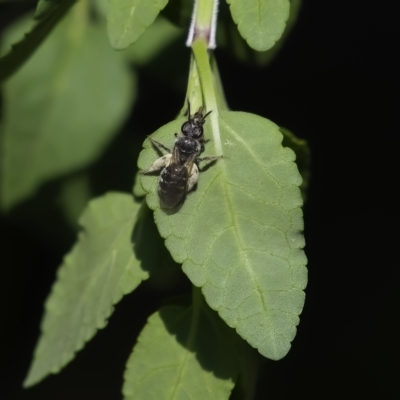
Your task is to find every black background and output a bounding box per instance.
[1,1,399,399]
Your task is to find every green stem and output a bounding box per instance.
[187,0,218,49]
[211,54,229,111]
[183,57,203,115]
[185,1,225,152]
[192,40,222,154]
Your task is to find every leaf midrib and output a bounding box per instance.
[199,115,283,352]
[43,208,137,337]
[73,213,137,319]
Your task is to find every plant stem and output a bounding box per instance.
[211,54,229,110]
[186,0,219,49]
[192,40,222,154]
[184,57,203,115]
[185,0,225,153]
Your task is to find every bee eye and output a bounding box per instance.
[181,122,190,136]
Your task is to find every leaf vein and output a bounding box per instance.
[221,119,280,186]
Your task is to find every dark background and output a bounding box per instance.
[1,1,399,399]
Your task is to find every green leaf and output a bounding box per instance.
[133,172,146,198]
[123,301,239,399]
[24,193,148,387]
[139,111,307,360]
[34,0,69,19]
[226,0,290,51]
[218,0,301,67]
[93,0,109,18]
[58,172,92,229]
[280,126,311,201]
[121,15,183,66]
[0,13,135,210]
[107,0,169,50]
[0,0,76,84]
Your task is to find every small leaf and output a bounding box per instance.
[116,15,186,92]
[107,0,169,50]
[226,0,290,51]
[24,193,148,387]
[139,111,307,360]
[123,302,239,399]
[121,16,183,66]
[0,14,135,210]
[218,0,301,67]
[0,0,76,84]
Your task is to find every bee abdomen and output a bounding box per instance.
[158,165,188,209]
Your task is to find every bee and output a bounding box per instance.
[141,137,200,209]
[141,103,220,210]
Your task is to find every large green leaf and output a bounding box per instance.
[0,0,76,84]
[24,193,149,387]
[139,111,307,360]
[107,0,169,50]
[226,0,290,51]
[123,302,239,399]
[0,13,135,210]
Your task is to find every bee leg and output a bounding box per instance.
[149,138,171,154]
[198,138,208,152]
[187,164,199,192]
[140,154,172,175]
[197,155,223,163]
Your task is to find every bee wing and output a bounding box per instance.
[170,143,181,164]
[183,152,198,175]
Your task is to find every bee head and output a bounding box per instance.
[181,105,212,139]
[181,120,203,139]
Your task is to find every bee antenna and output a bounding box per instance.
[202,110,212,122]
